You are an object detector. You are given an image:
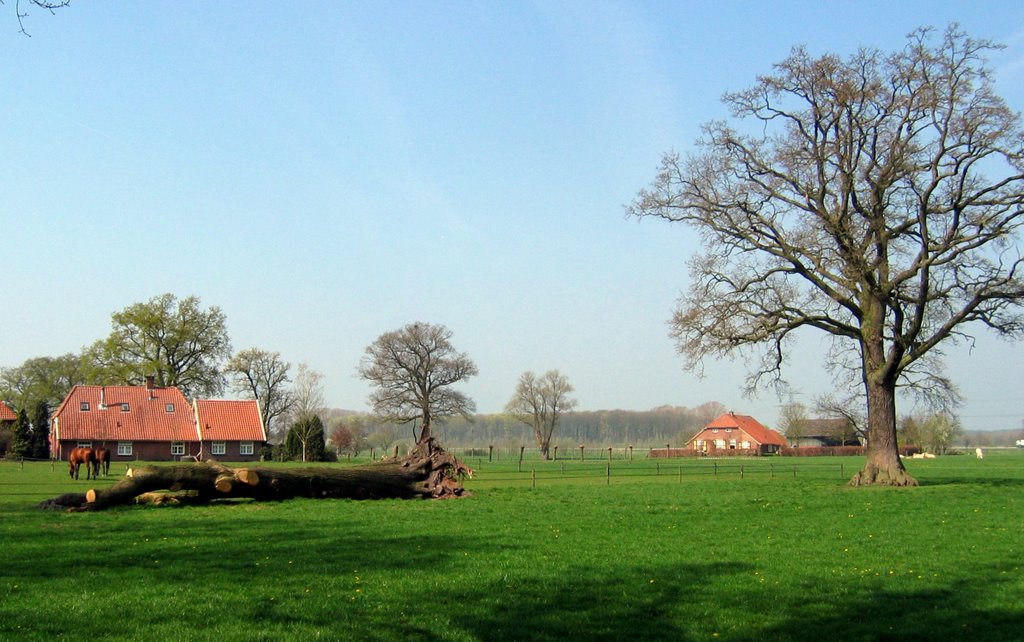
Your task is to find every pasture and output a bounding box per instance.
[1,451,1022,641]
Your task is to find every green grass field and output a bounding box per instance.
[1,452,1021,641]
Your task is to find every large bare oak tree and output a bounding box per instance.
[357,322,478,446]
[628,26,1024,486]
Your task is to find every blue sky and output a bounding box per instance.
[2,2,1023,431]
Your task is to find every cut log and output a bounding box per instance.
[237,469,260,486]
[39,438,472,511]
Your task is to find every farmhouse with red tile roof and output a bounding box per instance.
[686,412,786,455]
[50,378,265,463]
[0,400,16,426]
[194,399,266,460]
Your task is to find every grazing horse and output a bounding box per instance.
[94,447,111,476]
[68,447,97,480]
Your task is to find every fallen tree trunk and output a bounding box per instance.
[39,440,472,511]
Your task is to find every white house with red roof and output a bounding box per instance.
[50,377,265,463]
[686,412,787,455]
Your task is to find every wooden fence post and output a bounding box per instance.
[606,463,611,485]
[553,445,559,461]
[532,469,536,489]
[489,445,493,462]
[607,447,613,462]
[579,445,585,461]
[629,445,633,461]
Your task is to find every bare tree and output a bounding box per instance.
[629,26,1024,486]
[225,348,295,440]
[778,402,809,447]
[290,363,325,422]
[357,322,478,445]
[5,0,70,36]
[505,370,578,460]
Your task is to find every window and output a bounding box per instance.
[211,441,226,456]
[165,403,175,413]
[712,428,719,433]
[77,441,93,449]
[117,441,133,456]
[729,439,737,449]
[80,402,90,411]
[120,403,130,412]
[239,441,254,456]
[171,442,185,456]
[741,441,750,449]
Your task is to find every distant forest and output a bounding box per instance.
[325,402,734,450]
[321,403,1024,451]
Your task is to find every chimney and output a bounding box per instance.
[145,375,156,390]
[99,386,107,410]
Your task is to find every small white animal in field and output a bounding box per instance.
[975,447,984,460]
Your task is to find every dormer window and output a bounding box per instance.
[120,403,130,412]
[80,402,90,411]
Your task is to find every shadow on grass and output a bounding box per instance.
[748,572,1023,642]
[4,502,1022,641]
[915,477,1024,488]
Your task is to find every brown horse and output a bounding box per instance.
[94,447,111,476]
[68,447,97,480]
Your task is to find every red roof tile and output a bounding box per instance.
[0,400,16,422]
[194,399,265,442]
[52,385,197,442]
[701,412,787,447]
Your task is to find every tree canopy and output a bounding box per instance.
[629,26,1024,486]
[88,293,232,399]
[357,322,478,443]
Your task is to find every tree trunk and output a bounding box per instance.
[38,443,473,511]
[849,376,917,487]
